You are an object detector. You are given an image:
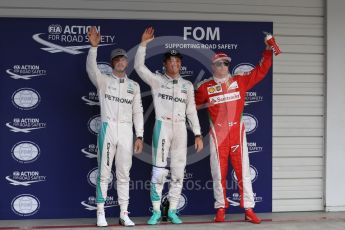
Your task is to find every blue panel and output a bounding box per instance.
[0,18,272,219]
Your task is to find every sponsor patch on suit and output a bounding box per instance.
[207,85,222,95]
[209,91,241,104]
[227,81,239,90]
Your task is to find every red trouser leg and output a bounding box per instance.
[218,145,230,209]
[229,124,255,209]
[230,142,244,208]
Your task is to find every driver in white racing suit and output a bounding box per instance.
[86,26,144,227]
[134,27,203,225]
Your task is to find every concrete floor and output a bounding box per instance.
[1,212,345,230]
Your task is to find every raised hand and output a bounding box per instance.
[141,27,155,46]
[264,37,272,50]
[87,26,101,47]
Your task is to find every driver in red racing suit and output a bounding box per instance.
[195,38,273,224]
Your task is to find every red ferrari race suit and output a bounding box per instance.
[195,50,272,209]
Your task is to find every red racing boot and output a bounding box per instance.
[245,208,261,224]
[214,208,226,222]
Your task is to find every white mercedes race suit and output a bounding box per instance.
[134,45,201,210]
[86,47,144,212]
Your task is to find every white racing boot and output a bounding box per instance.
[119,211,135,227]
[97,210,108,227]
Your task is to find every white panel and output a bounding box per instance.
[273,157,323,179]
[277,36,323,46]
[276,54,324,62]
[280,44,323,54]
[274,178,323,187]
[0,9,324,24]
[277,36,324,53]
[126,0,324,8]
[273,116,324,128]
[273,137,323,157]
[0,11,324,39]
[274,168,322,179]
[83,0,325,8]
[274,74,324,83]
[273,82,324,95]
[326,0,345,211]
[273,54,324,74]
[273,116,324,137]
[273,128,323,137]
[274,157,323,166]
[0,0,324,16]
[274,26,323,36]
[273,95,324,116]
[273,199,323,212]
[13,0,324,8]
[274,191,322,199]
[273,179,323,199]
[274,168,323,180]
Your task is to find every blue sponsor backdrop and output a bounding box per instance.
[0,18,272,219]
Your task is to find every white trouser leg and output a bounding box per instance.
[96,122,116,205]
[169,123,187,210]
[115,124,133,212]
[209,131,226,209]
[150,120,170,210]
[150,167,169,211]
[240,123,255,209]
